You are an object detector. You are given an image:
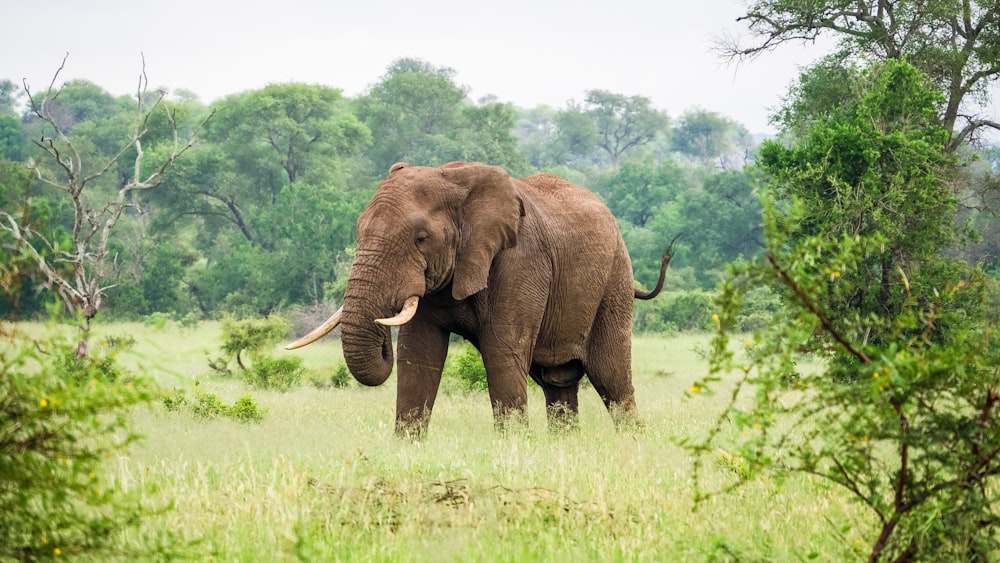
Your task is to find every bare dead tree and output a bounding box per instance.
[0,54,211,357]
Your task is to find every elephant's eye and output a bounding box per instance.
[415,232,429,245]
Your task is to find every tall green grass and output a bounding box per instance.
[24,321,869,560]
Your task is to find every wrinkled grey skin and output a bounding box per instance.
[292,161,670,437]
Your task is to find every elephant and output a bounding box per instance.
[286,161,672,437]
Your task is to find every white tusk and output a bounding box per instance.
[285,306,343,350]
[375,296,419,326]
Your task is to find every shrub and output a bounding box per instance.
[0,323,162,560]
[164,388,265,423]
[229,394,265,423]
[444,341,488,392]
[331,363,353,388]
[219,315,291,371]
[141,311,174,329]
[633,290,717,333]
[243,354,305,391]
[191,390,230,419]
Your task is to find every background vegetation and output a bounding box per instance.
[3,1,1000,560]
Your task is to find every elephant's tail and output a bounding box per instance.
[634,233,681,301]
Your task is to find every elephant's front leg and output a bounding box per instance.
[479,331,534,435]
[395,321,450,438]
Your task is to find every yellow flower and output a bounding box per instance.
[39,399,48,408]
[753,424,762,431]
[689,384,701,394]
[745,339,754,347]
[54,548,61,556]
[873,372,880,378]
[90,379,98,387]
[711,313,720,321]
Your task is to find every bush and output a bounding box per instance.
[162,388,265,423]
[634,290,717,333]
[141,311,174,329]
[0,323,163,560]
[219,315,291,371]
[191,390,230,419]
[229,394,266,423]
[243,354,305,391]
[444,341,488,392]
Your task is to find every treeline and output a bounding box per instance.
[0,58,995,323]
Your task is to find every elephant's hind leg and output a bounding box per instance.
[584,299,640,429]
[531,361,584,433]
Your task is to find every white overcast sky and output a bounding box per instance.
[0,0,874,135]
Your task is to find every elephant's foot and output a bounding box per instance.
[492,407,528,437]
[608,400,643,432]
[395,408,431,440]
[540,380,581,434]
[546,402,580,434]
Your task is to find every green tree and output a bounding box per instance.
[724,0,1000,150]
[758,60,969,357]
[593,160,689,227]
[551,104,600,166]
[654,169,764,288]
[577,90,669,169]
[512,105,563,169]
[671,109,750,169]
[206,83,370,185]
[448,102,530,176]
[688,59,997,562]
[355,58,468,173]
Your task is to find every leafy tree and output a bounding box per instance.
[758,60,970,360]
[551,104,600,166]
[576,90,669,169]
[206,83,370,185]
[448,102,531,176]
[0,113,28,162]
[671,109,751,169]
[654,169,764,288]
[687,59,998,562]
[355,58,468,173]
[593,160,689,227]
[723,0,1000,149]
[512,105,563,168]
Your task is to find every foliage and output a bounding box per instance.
[724,0,1000,149]
[757,60,969,362]
[592,160,688,227]
[444,341,488,392]
[687,60,1000,561]
[163,388,265,423]
[557,90,670,169]
[205,83,370,186]
[218,315,291,371]
[243,354,306,392]
[671,109,752,169]
[0,323,167,560]
[633,290,717,334]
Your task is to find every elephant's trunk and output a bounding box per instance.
[339,307,394,387]
[337,257,417,387]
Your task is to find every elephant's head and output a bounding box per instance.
[286,161,524,386]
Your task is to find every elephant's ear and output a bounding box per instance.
[444,163,524,301]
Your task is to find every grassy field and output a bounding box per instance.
[38,321,868,560]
